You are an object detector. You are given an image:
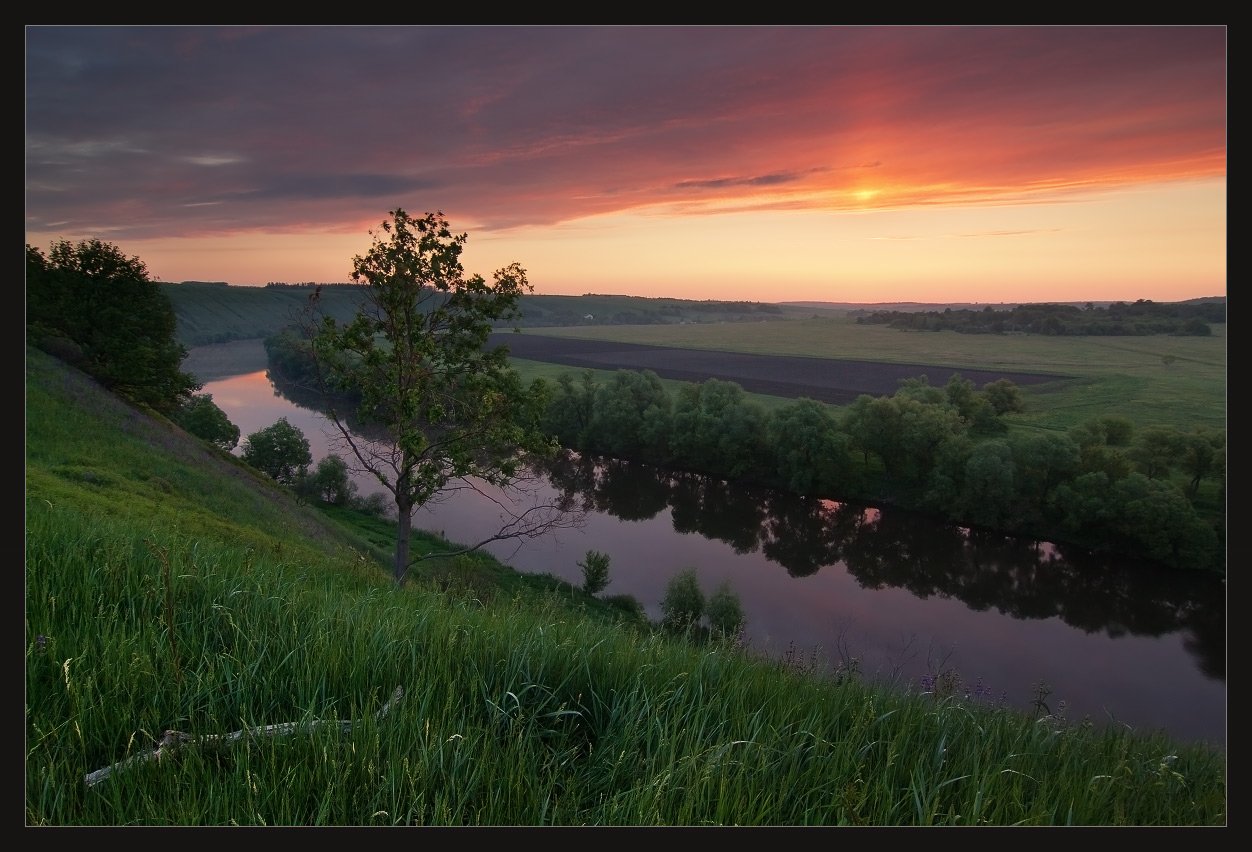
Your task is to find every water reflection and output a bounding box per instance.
[539,451,1226,683]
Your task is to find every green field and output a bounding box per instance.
[508,317,1227,434]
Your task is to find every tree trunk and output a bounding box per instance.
[395,498,412,586]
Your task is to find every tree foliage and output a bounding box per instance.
[958,440,1017,528]
[175,393,240,451]
[766,397,853,494]
[534,360,1221,572]
[669,379,767,479]
[843,393,966,484]
[588,370,672,460]
[578,549,612,596]
[1008,431,1081,523]
[545,370,598,448]
[1178,429,1225,496]
[26,239,200,414]
[304,209,570,584]
[296,454,359,506]
[660,567,705,631]
[945,374,1001,434]
[241,417,312,486]
[705,580,746,638]
[1128,426,1187,480]
[982,378,1025,416]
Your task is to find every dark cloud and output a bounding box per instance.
[674,170,816,190]
[25,25,1227,242]
[235,173,442,202]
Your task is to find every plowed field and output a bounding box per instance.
[489,332,1067,405]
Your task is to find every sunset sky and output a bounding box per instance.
[25,26,1226,304]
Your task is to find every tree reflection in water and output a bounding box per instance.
[538,451,1225,683]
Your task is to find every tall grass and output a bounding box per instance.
[26,346,1226,825]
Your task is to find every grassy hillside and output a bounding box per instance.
[25,345,1227,825]
[161,282,367,347]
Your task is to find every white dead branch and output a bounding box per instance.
[84,686,405,788]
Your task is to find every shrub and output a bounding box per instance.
[705,580,745,638]
[602,594,648,624]
[578,549,611,595]
[296,454,357,506]
[660,567,705,631]
[241,417,312,485]
[175,392,240,451]
[351,492,392,518]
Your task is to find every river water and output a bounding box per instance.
[191,344,1227,752]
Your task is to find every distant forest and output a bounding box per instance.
[854,299,1225,336]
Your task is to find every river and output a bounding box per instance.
[189,341,1227,752]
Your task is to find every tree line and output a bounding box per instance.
[854,299,1224,336]
[534,367,1225,573]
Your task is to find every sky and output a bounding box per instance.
[25,25,1227,304]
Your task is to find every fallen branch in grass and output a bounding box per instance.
[84,685,405,788]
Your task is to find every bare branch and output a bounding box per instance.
[410,478,587,565]
[85,686,405,788]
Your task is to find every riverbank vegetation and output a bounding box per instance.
[25,344,1227,825]
[534,368,1225,573]
[265,327,1225,574]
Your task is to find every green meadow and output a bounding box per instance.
[516,316,1227,434]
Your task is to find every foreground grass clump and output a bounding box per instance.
[25,347,1226,825]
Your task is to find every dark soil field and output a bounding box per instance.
[489,332,1068,405]
[182,335,1070,406]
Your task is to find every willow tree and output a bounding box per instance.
[305,209,572,585]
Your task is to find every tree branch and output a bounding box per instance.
[84,686,405,788]
[411,480,586,566]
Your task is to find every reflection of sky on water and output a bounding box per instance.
[200,369,1226,752]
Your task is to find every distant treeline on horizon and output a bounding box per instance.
[175,281,1226,334]
[853,298,1225,337]
[192,281,1225,308]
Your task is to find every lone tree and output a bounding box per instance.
[241,417,313,486]
[304,209,576,585]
